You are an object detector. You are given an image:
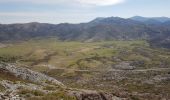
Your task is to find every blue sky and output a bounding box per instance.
[0,0,170,24]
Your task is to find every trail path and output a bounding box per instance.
[39,64,170,72]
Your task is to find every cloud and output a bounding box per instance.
[0,0,125,6]
[0,0,66,4]
[75,0,125,6]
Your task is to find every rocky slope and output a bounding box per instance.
[0,63,64,86]
[0,63,124,100]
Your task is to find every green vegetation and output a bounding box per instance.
[0,38,169,71]
[27,91,76,100]
[0,69,29,82]
[0,39,150,70]
[43,85,59,91]
[0,84,5,92]
[18,88,44,96]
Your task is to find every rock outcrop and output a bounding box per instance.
[68,90,126,100]
[0,63,125,100]
[0,92,24,100]
[0,63,64,87]
[114,62,135,70]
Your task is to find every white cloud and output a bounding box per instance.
[75,0,125,6]
[0,0,66,4]
[0,0,125,6]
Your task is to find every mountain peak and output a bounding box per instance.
[130,16,148,22]
[90,16,127,24]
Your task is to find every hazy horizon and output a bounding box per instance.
[1,16,170,24]
[0,0,170,24]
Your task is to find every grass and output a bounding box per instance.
[0,38,169,75]
[0,39,149,70]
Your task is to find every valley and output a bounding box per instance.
[0,0,170,99]
[0,38,170,100]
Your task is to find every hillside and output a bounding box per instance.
[0,62,123,100]
[0,16,170,48]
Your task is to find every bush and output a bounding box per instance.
[0,84,5,92]
[18,89,44,96]
[28,91,76,100]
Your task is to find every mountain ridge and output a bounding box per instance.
[130,16,170,22]
[0,16,170,48]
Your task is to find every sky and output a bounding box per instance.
[0,0,170,24]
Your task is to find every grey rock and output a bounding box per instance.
[114,62,135,70]
[0,63,64,87]
[68,89,126,100]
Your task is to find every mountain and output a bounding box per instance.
[0,17,153,41]
[0,16,170,48]
[130,16,149,22]
[130,16,170,23]
[163,21,170,25]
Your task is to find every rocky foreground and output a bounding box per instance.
[0,63,125,100]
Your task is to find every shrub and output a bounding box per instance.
[18,89,44,96]
[28,91,76,100]
[0,84,5,92]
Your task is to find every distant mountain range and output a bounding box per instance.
[0,16,170,48]
[130,16,170,23]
